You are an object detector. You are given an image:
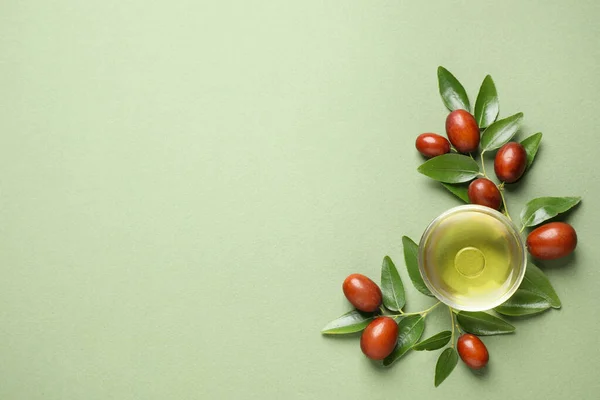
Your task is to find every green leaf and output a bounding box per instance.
[456,311,515,335]
[480,112,524,152]
[381,256,405,311]
[435,348,459,387]
[441,183,470,203]
[402,236,433,297]
[521,132,543,169]
[474,75,499,128]
[417,154,480,183]
[321,310,373,335]
[383,315,425,366]
[437,66,470,112]
[494,290,552,316]
[519,262,561,308]
[520,196,581,228]
[413,331,452,351]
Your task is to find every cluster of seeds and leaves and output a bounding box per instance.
[321,67,581,387]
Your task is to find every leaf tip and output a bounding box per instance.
[553,297,563,309]
[320,325,337,334]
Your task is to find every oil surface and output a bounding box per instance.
[421,211,522,309]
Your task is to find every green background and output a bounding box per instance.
[1,1,599,398]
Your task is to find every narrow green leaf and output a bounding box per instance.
[417,154,480,183]
[474,75,499,128]
[521,132,543,169]
[519,262,561,308]
[437,66,470,112]
[402,236,433,297]
[495,290,552,316]
[441,183,470,203]
[381,256,405,311]
[383,315,425,366]
[520,196,581,227]
[480,112,523,152]
[321,310,373,335]
[456,311,515,335]
[413,331,452,351]
[435,348,459,387]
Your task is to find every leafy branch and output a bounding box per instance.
[321,66,581,387]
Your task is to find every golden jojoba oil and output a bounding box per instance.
[418,205,526,311]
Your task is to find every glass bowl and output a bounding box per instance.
[418,205,527,311]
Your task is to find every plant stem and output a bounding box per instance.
[400,302,441,317]
[498,187,513,221]
[455,320,464,334]
[519,225,526,234]
[449,306,455,348]
[389,302,441,318]
[421,301,441,316]
[480,150,487,177]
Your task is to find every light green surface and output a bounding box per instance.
[1,1,599,399]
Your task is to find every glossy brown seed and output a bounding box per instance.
[494,142,527,183]
[415,133,451,158]
[457,334,489,369]
[527,222,577,260]
[468,178,501,210]
[360,317,398,360]
[342,274,382,312]
[445,109,480,153]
